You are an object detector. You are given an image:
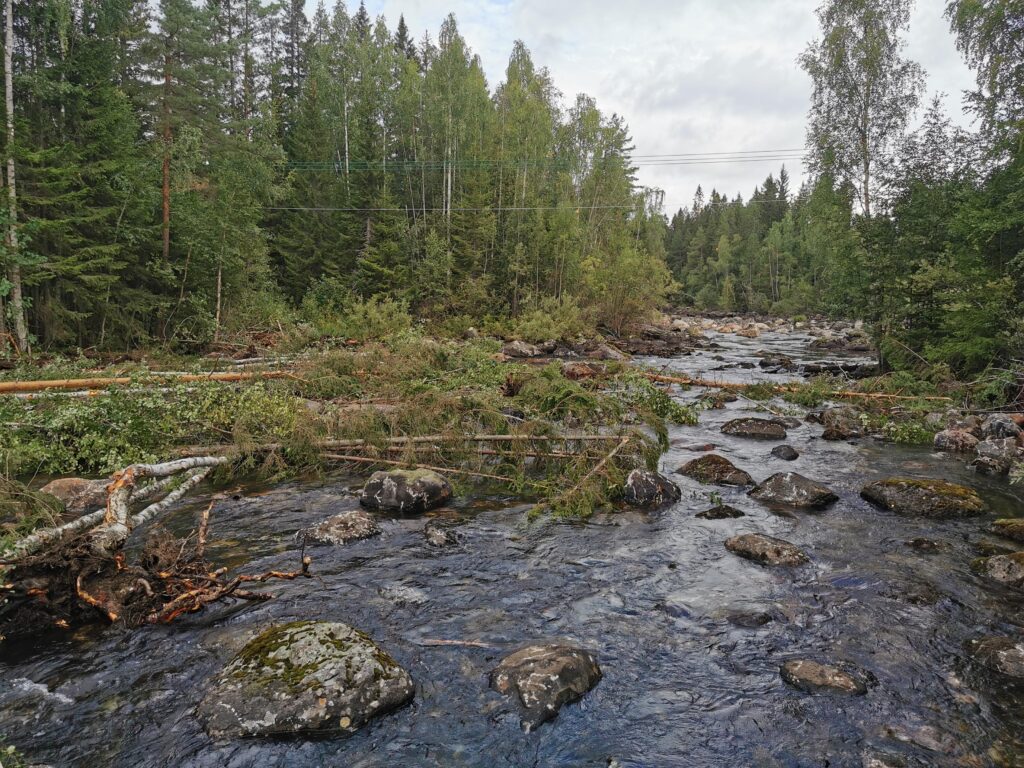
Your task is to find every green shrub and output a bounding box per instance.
[511,296,592,342]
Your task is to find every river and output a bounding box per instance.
[2,330,1022,767]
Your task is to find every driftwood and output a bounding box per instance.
[323,452,516,483]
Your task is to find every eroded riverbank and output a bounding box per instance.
[1,330,1023,767]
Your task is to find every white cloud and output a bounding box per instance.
[312,0,977,212]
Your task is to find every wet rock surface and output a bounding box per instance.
[695,504,745,519]
[748,472,838,509]
[299,509,380,545]
[622,469,680,508]
[196,621,414,738]
[780,660,872,695]
[770,444,799,461]
[966,636,1024,679]
[489,644,601,730]
[360,469,453,514]
[860,477,986,519]
[971,437,1021,475]
[721,417,787,440]
[725,533,809,566]
[810,407,865,441]
[934,429,980,454]
[991,519,1024,543]
[677,454,753,486]
[423,518,462,547]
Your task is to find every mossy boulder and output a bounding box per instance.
[860,477,985,519]
[677,454,753,486]
[489,643,601,730]
[360,469,452,514]
[748,472,837,510]
[990,519,1024,543]
[973,552,1024,590]
[721,418,787,440]
[196,621,414,739]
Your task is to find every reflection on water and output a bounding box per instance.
[1,334,1022,767]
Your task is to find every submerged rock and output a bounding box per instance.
[197,621,414,738]
[489,643,601,730]
[933,429,980,454]
[423,518,462,547]
[299,509,380,545]
[726,609,773,628]
[780,660,872,695]
[748,472,837,509]
[771,445,799,461]
[966,636,1024,679]
[990,519,1024,543]
[860,477,985,519]
[695,504,745,520]
[905,537,947,553]
[677,454,753,486]
[360,469,452,514]
[622,469,680,509]
[974,552,1024,589]
[38,477,109,516]
[725,533,809,566]
[721,418,787,440]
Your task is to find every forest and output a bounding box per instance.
[0,0,1021,381]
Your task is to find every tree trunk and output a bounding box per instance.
[4,0,27,353]
[213,262,223,343]
[161,51,172,263]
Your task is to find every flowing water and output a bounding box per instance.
[2,332,1023,767]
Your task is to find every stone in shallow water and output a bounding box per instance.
[622,469,680,508]
[974,552,1024,589]
[725,533,809,566]
[726,609,773,628]
[779,659,872,695]
[966,636,1024,679]
[423,518,462,547]
[933,428,979,454]
[905,537,947,553]
[360,469,452,514]
[196,621,414,738]
[299,509,380,545]
[771,444,799,461]
[721,417,787,440]
[748,472,837,509]
[971,437,1021,475]
[695,504,745,520]
[991,519,1024,543]
[860,477,985,519]
[489,643,601,730]
[677,454,753,486]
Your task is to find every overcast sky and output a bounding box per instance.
[312,0,977,213]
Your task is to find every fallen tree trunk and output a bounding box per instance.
[0,370,291,395]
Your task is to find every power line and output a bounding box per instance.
[265,204,637,212]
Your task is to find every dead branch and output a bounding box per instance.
[643,372,953,402]
[0,370,291,395]
[530,436,631,515]
[323,453,515,483]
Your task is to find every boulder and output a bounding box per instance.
[38,477,109,517]
[622,469,681,509]
[981,414,1022,440]
[990,519,1024,543]
[860,477,985,519]
[360,469,452,514]
[677,454,753,486]
[965,636,1024,679]
[489,643,601,730]
[933,429,979,454]
[721,418,787,440]
[770,445,799,461]
[780,660,872,695]
[948,414,984,437]
[695,504,745,520]
[811,407,864,441]
[974,552,1024,589]
[587,343,628,361]
[748,472,838,510]
[502,340,542,358]
[725,533,809,566]
[299,509,380,545]
[196,621,414,738]
[736,327,760,338]
[971,437,1020,475]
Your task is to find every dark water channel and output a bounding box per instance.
[2,332,1023,767]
